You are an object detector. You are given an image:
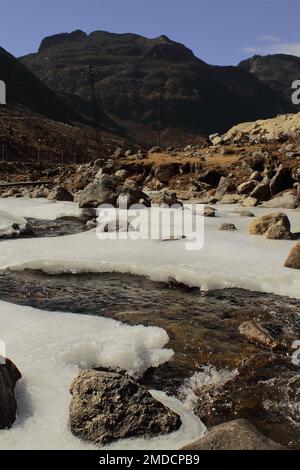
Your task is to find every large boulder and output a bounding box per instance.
[270,166,294,196]
[265,223,292,240]
[182,419,285,450]
[249,212,290,235]
[78,175,119,208]
[284,242,300,270]
[215,176,235,199]
[249,180,271,202]
[262,191,299,209]
[237,180,257,195]
[0,359,22,429]
[69,370,181,445]
[155,163,179,184]
[198,169,222,187]
[47,186,74,202]
[242,196,259,207]
[117,189,150,208]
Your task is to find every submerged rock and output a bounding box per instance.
[182,419,285,450]
[204,206,216,217]
[219,223,237,231]
[239,321,284,350]
[0,358,22,429]
[284,242,300,270]
[69,370,181,445]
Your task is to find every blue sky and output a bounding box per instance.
[1,0,300,64]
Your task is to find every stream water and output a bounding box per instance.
[0,267,299,448]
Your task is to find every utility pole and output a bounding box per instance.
[87,65,103,160]
[157,95,162,148]
[37,139,41,164]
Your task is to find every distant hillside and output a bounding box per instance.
[0,46,80,122]
[239,54,300,111]
[20,30,290,144]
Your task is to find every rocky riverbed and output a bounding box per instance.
[0,268,299,448]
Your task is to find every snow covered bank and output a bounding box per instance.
[0,300,205,449]
[0,210,27,238]
[0,197,82,221]
[0,202,299,299]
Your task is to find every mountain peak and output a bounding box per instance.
[38,30,87,53]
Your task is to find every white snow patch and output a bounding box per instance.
[0,210,27,238]
[0,203,299,299]
[0,197,82,221]
[0,300,205,450]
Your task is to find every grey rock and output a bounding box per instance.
[249,212,291,235]
[0,359,21,429]
[262,191,299,209]
[69,370,181,445]
[47,187,74,202]
[249,180,271,202]
[78,175,119,208]
[284,242,300,270]
[219,223,237,231]
[182,419,285,450]
[237,180,257,195]
[149,190,182,207]
[239,321,284,350]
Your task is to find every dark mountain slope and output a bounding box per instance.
[20,30,290,143]
[239,54,300,111]
[0,46,80,122]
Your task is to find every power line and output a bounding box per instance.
[86,65,103,160]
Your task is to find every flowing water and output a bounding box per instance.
[0,267,299,448]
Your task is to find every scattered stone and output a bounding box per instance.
[47,186,74,202]
[237,180,257,195]
[265,223,292,240]
[232,210,254,217]
[243,196,259,207]
[30,187,49,199]
[0,358,22,429]
[249,171,261,181]
[284,242,300,270]
[218,194,241,204]
[249,180,271,202]
[215,176,235,199]
[85,219,97,230]
[149,190,182,207]
[117,189,150,208]
[155,163,179,184]
[78,175,119,208]
[270,166,294,196]
[262,191,299,209]
[249,212,290,235]
[199,169,222,187]
[69,370,181,445]
[182,419,285,450]
[220,223,237,231]
[239,321,284,350]
[114,169,128,182]
[209,133,223,146]
[204,206,216,217]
